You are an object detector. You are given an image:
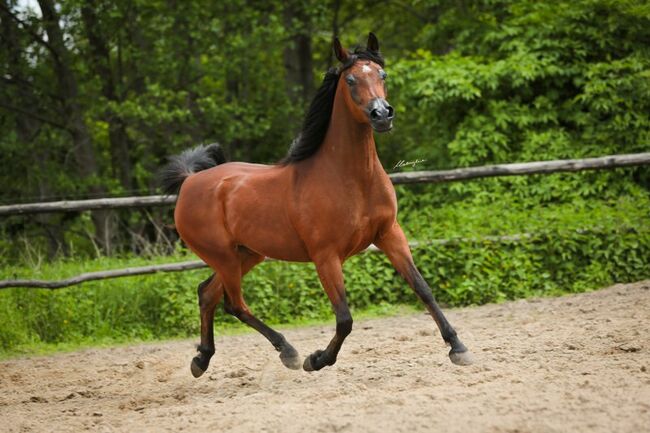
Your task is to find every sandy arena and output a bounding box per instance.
[1,281,649,432]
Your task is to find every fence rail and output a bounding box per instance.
[1,236,538,289]
[1,152,649,216]
[1,152,649,289]
[388,152,650,184]
[0,244,394,290]
[0,260,207,290]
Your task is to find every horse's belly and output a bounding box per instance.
[237,233,311,262]
[226,195,311,262]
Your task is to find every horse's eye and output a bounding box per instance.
[379,70,387,80]
[346,75,356,85]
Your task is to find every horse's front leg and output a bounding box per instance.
[303,257,352,371]
[375,222,474,366]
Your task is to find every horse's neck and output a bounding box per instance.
[318,90,379,179]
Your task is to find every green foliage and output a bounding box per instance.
[383,0,650,200]
[1,0,649,356]
[2,0,649,258]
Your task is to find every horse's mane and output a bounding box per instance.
[279,47,385,164]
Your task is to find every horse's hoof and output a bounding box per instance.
[280,346,301,370]
[303,355,315,372]
[190,357,206,378]
[302,350,324,372]
[449,349,474,366]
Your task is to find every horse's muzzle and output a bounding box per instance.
[368,98,394,132]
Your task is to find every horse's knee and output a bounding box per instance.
[224,302,238,317]
[337,316,353,337]
[223,297,246,319]
[229,307,248,320]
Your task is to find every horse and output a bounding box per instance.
[161,33,473,377]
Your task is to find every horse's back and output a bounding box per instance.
[175,162,310,262]
[175,162,272,225]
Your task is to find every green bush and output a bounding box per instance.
[385,0,650,171]
[2,0,649,358]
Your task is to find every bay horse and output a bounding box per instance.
[161,33,473,376]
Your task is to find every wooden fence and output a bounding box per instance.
[1,152,649,216]
[1,152,649,289]
[0,234,539,290]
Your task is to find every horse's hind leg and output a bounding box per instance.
[220,249,301,370]
[191,273,224,378]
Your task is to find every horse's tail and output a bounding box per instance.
[160,143,227,195]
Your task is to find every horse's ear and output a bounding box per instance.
[367,32,379,52]
[333,37,349,63]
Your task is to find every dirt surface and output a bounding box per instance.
[1,281,649,433]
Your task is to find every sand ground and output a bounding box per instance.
[1,281,649,433]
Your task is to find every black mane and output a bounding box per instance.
[280,47,385,164]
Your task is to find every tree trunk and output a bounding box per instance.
[329,0,341,67]
[81,2,133,193]
[38,0,114,254]
[1,0,70,257]
[283,2,314,104]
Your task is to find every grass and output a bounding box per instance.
[0,301,420,361]
[1,191,649,360]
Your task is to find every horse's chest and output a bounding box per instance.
[332,185,392,225]
[342,216,375,255]
[342,190,396,256]
[294,175,396,255]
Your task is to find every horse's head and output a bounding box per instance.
[334,33,394,133]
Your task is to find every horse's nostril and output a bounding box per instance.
[370,109,381,120]
[386,106,394,119]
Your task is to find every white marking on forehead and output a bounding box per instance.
[362,64,372,73]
